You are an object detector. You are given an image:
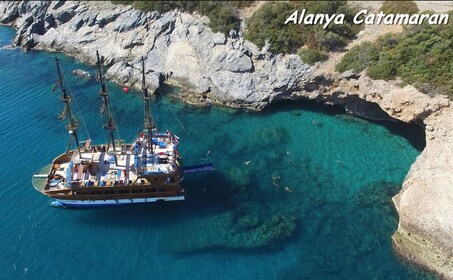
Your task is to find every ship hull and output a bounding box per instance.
[51,196,185,208]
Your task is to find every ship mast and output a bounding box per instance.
[96,51,118,165]
[54,57,81,155]
[141,57,155,154]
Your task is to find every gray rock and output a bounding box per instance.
[229,29,238,39]
[23,33,39,51]
[70,17,84,31]
[44,14,55,29]
[113,9,144,32]
[242,40,260,57]
[69,8,96,31]
[54,9,75,24]
[72,69,91,78]
[122,31,144,49]
[1,1,313,110]
[216,50,254,73]
[149,12,176,38]
[106,60,160,91]
[0,3,19,24]
[261,40,271,54]
[96,8,123,28]
[341,70,360,80]
[52,1,65,10]
[212,33,226,46]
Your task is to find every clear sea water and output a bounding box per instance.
[0,26,435,280]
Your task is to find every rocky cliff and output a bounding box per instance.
[0,0,313,110]
[1,0,453,278]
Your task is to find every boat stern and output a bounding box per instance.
[32,164,53,192]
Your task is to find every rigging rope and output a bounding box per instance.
[63,70,91,141]
[167,103,186,132]
[110,100,123,142]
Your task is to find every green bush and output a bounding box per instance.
[335,42,380,73]
[206,5,240,34]
[228,1,255,9]
[375,33,402,50]
[244,1,362,54]
[244,2,304,53]
[380,1,419,15]
[297,48,328,65]
[315,31,348,51]
[114,1,246,35]
[132,1,196,13]
[337,11,453,98]
[367,60,396,80]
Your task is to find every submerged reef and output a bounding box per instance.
[161,211,296,254]
[278,181,436,280]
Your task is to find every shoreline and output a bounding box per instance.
[1,1,453,278]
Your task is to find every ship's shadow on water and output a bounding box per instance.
[72,171,240,225]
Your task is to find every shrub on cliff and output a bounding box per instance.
[337,12,453,98]
[227,1,255,9]
[335,42,379,73]
[114,1,246,35]
[367,60,397,80]
[380,1,419,15]
[244,1,362,54]
[297,48,328,65]
[201,3,240,34]
[244,2,304,53]
[130,1,198,13]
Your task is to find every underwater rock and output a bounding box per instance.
[224,166,252,187]
[161,211,296,254]
[254,127,290,148]
[72,69,91,78]
[278,180,407,280]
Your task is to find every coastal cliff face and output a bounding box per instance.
[0,0,312,110]
[392,105,453,279]
[1,0,453,278]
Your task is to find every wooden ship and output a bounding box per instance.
[32,52,189,208]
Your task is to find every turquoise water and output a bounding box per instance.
[0,25,434,280]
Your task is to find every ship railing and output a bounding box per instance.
[32,163,53,192]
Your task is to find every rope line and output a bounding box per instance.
[167,103,186,132]
[63,69,91,141]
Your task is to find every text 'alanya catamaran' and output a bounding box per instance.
[32,52,213,208]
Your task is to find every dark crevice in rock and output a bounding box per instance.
[0,5,19,24]
[304,76,334,92]
[52,1,65,11]
[29,20,45,35]
[328,92,397,122]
